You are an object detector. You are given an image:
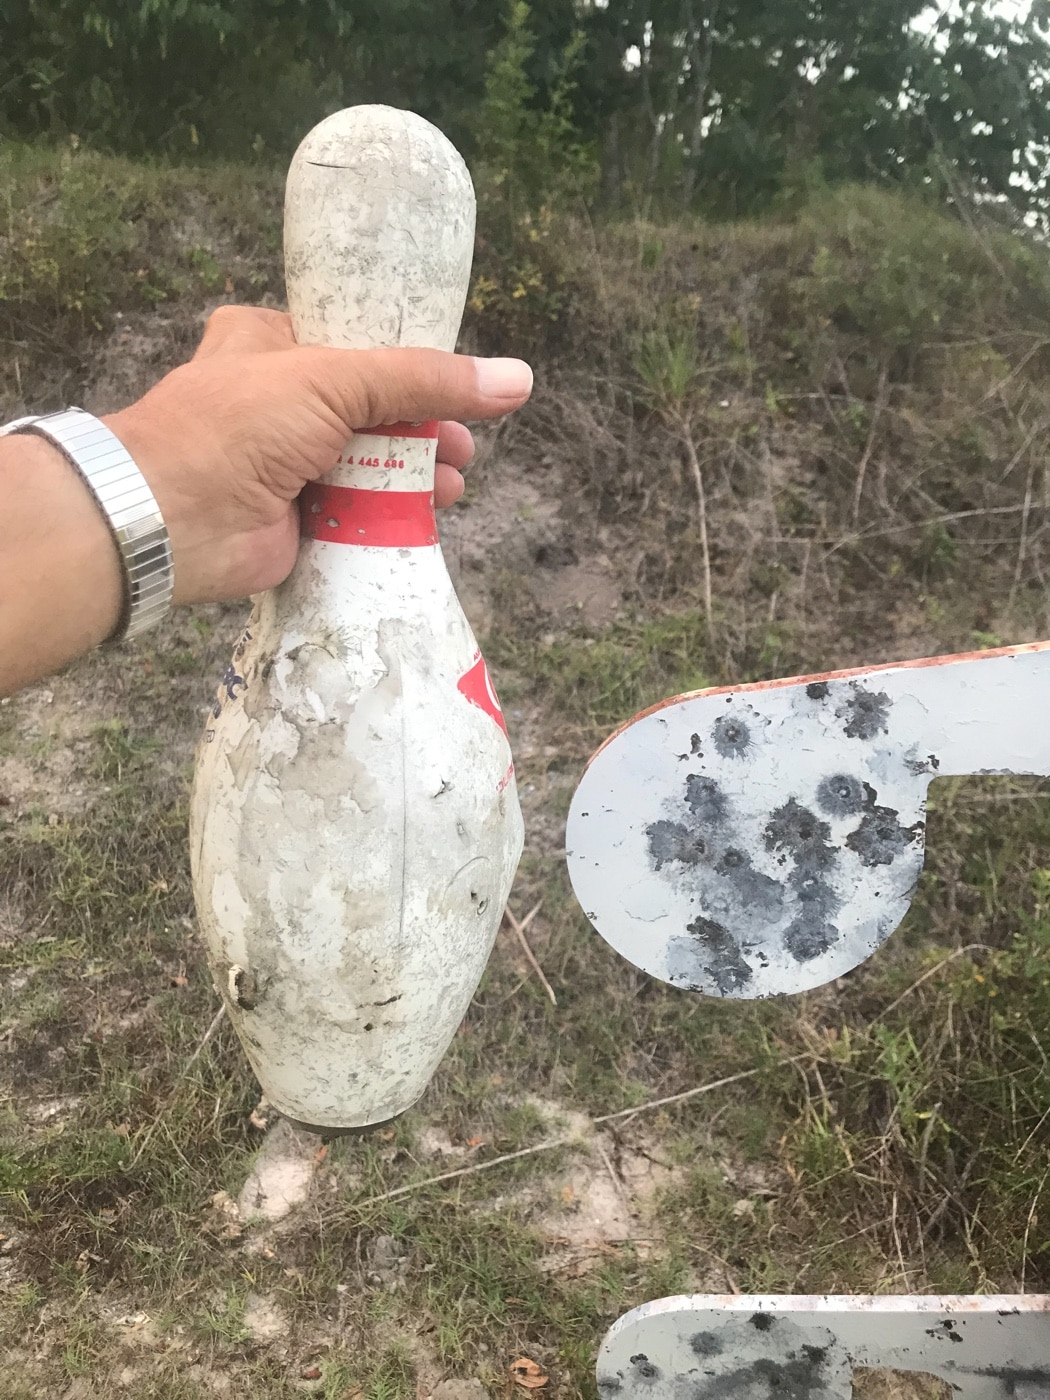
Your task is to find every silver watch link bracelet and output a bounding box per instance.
[0,408,174,643]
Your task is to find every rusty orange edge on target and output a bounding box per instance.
[586,638,1050,769]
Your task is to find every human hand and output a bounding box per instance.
[104,305,533,605]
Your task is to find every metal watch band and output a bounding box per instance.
[0,408,173,643]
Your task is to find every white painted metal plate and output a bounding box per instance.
[598,1294,1050,1400]
[567,643,1050,998]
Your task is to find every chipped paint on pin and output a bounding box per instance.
[190,108,524,1133]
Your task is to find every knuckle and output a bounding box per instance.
[205,303,240,330]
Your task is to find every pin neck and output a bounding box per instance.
[301,422,440,549]
[323,421,438,493]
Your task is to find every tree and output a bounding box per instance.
[0,0,356,154]
[905,0,1050,220]
[0,0,578,158]
[568,0,1050,223]
[4,0,1049,229]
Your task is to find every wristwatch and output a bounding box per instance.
[0,408,173,643]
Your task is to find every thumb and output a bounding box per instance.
[292,346,533,431]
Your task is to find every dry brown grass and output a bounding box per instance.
[0,151,1047,1397]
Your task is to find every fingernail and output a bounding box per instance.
[473,357,533,401]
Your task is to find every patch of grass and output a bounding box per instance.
[742,778,1050,1292]
[60,1312,106,1378]
[356,1347,417,1400]
[3,657,1049,1395]
[0,805,186,954]
[490,611,711,742]
[0,141,282,413]
[0,936,85,970]
[90,718,163,785]
[0,718,190,961]
[355,1197,641,1381]
[0,708,261,1306]
[3,164,1050,1395]
[193,1288,252,1346]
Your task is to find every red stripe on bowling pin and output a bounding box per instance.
[457,650,509,737]
[301,483,438,547]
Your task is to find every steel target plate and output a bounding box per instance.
[597,1293,1050,1400]
[566,643,1050,998]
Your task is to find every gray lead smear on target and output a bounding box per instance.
[596,1294,1050,1399]
[566,645,1050,998]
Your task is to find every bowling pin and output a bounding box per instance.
[189,106,524,1133]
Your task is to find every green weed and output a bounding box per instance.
[490,612,710,739]
[0,142,281,411]
[2,148,1050,1395]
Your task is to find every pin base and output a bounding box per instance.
[281,1111,402,1141]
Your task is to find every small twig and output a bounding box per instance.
[687,1239,741,1294]
[996,417,1047,484]
[1020,1163,1050,1293]
[1009,453,1037,614]
[353,1136,578,1209]
[851,362,889,523]
[1013,1101,1050,1165]
[916,1100,942,1190]
[182,1003,227,1077]
[889,1189,908,1284]
[678,414,714,636]
[797,536,813,636]
[493,975,531,1006]
[127,1002,227,1168]
[505,902,556,1006]
[593,1063,789,1125]
[595,1135,632,1212]
[349,1059,805,1211]
[980,338,1050,404]
[875,945,989,1022]
[824,502,1042,559]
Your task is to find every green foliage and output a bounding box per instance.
[489,611,709,735]
[473,2,595,217]
[193,1290,252,1345]
[0,144,138,333]
[795,185,1046,355]
[910,0,1050,221]
[0,0,353,155]
[467,2,598,348]
[583,0,1050,223]
[635,328,700,414]
[473,1,538,196]
[0,141,281,407]
[4,0,1050,228]
[764,780,1050,1286]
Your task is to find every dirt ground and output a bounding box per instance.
[2,219,1049,1398]
[0,306,692,1398]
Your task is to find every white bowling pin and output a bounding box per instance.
[189,106,524,1133]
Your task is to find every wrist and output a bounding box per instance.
[103,398,300,607]
[103,404,197,607]
[4,410,173,641]
[0,433,124,693]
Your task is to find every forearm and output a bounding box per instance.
[0,314,529,699]
[0,434,124,696]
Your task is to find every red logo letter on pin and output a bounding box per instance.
[457,651,509,737]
